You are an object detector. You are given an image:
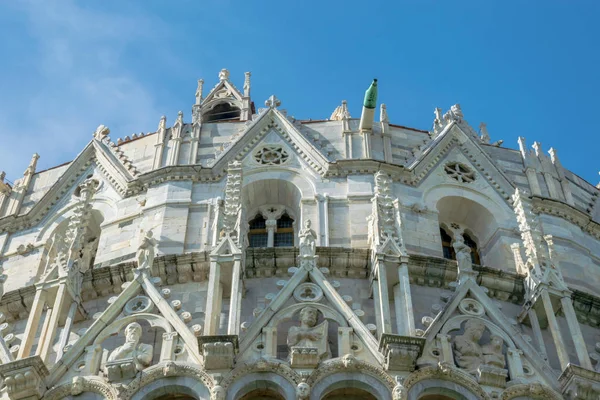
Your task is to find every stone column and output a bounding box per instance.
[227,257,242,335]
[394,260,414,336]
[437,334,453,364]
[507,348,525,382]
[318,195,330,247]
[528,309,548,361]
[266,219,277,248]
[338,327,353,356]
[343,131,353,159]
[541,290,570,370]
[34,308,52,357]
[362,132,372,159]
[204,260,222,335]
[39,284,69,362]
[375,259,392,335]
[160,332,178,362]
[561,295,593,369]
[372,283,383,339]
[263,327,277,358]
[18,288,47,359]
[82,344,103,376]
[55,301,78,362]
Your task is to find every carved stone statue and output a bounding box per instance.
[482,334,506,369]
[136,230,157,270]
[287,306,330,361]
[296,382,310,400]
[107,322,153,375]
[298,219,317,258]
[453,319,485,374]
[453,235,473,276]
[71,376,84,396]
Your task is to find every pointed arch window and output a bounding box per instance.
[440,227,456,260]
[463,232,481,265]
[204,102,241,122]
[274,213,294,247]
[248,214,268,248]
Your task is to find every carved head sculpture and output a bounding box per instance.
[304,219,312,229]
[125,322,143,344]
[296,382,310,399]
[71,377,84,396]
[211,385,225,400]
[299,306,318,328]
[464,319,485,342]
[489,334,503,350]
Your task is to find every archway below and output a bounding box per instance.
[323,387,378,400]
[153,395,197,400]
[239,389,285,400]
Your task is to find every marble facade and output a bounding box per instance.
[0,69,598,399]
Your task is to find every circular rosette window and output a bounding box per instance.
[254,145,290,166]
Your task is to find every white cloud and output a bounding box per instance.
[0,0,170,181]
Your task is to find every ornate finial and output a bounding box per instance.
[243,72,251,97]
[0,172,4,183]
[532,141,542,157]
[380,103,389,123]
[176,111,184,124]
[218,69,230,81]
[195,79,204,105]
[548,147,559,164]
[330,100,351,121]
[93,125,110,141]
[265,95,281,109]
[158,116,166,131]
[24,153,40,176]
[479,122,490,144]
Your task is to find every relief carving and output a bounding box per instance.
[287,306,330,367]
[105,322,153,382]
[453,319,485,374]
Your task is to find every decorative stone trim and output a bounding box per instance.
[220,358,302,390]
[44,376,119,400]
[402,363,490,400]
[500,382,563,400]
[558,363,600,400]
[198,335,238,370]
[0,355,49,400]
[379,334,425,371]
[306,355,396,390]
[119,361,214,400]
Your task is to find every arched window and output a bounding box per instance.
[274,213,294,247]
[440,227,456,260]
[204,102,241,122]
[248,214,268,248]
[323,388,377,400]
[463,232,481,265]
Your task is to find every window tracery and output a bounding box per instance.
[444,162,475,183]
[254,146,290,166]
[247,209,295,248]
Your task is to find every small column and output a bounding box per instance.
[541,290,570,370]
[343,131,353,159]
[211,198,222,247]
[153,116,167,170]
[372,284,383,339]
[362,132,372,159]
[266,219,277,248]
[227,257,242,335]
[375,259,392,334]
[18,288,47,359]
[82,344,103,375]
[561,295,593,369]
[338,327,353,356]
[160,332,178,362]
[437,334,453,364]
[507,348,525,382]
[394,260,414,336]
[56,301,78,361]
[39,284,69,362]
[528,309,548,361]
[204,260,222,335]
[263,327,277,358]
[34,308,53,357]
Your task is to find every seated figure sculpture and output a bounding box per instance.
[453,319,485,374]
[482,334,506,369]
[287,306,330,366]
[106,322,153,381]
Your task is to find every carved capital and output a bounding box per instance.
[0,356,49,400]
[379,334,425,372]
[198,335,238,370]
[559,364,600,400]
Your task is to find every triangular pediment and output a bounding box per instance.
[202,79,244,105]
[47,268,201,387]
[420,278,559,389]
[238,262,384,365]
[409,122,515,205]
[210,107,330,176]
[0,138,139,232]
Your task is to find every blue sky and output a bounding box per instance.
[0,1,598,186]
